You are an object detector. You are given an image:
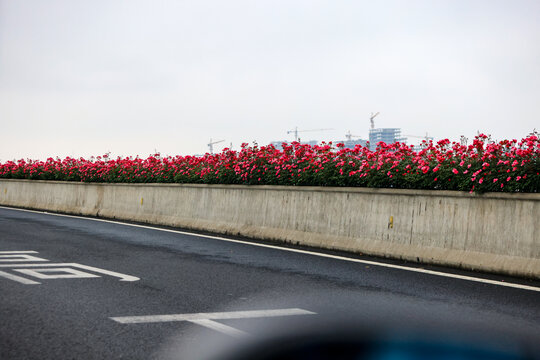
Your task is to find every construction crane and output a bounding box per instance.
[370,112,380,129]
[207,138,225,154]
[345,130,364,141]
[287,127,333,142]
[403,133,433,142]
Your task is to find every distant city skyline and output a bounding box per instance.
[1,0,539,160]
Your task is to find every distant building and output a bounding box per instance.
[410,143,432,152]
[271,127,413,152]
[342,139,368,149]
[271,139,370,150]
[368,128,406,150]
[270,140,319,150]
[270,141,287,150]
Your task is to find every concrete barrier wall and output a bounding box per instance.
[0,179,538,279]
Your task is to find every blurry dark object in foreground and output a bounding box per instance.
[217,326,537,360]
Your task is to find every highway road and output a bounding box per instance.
[1,205,539,359]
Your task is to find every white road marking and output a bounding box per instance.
[14,267,101,279]
[0,262,139,282]
[0,270,40,285]
[111,308,316,324]
[1,206,539,292]
[0,251,38,254]
[189,319,248,337]
[111,308,315,337]
[0,254,49,262]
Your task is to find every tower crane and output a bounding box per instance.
[345,130,364,141]
[370,112,380,130]
[287,127,333,142]
[403,132,433,142]
[207,138,225,154]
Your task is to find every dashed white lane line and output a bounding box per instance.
[1,206,539,292]
[110,308,316,337]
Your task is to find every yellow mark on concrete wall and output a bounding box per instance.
[388,216,394,229]
[140,197,144,205]
[3,188,6,195]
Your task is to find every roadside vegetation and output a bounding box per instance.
[1,133,538,194]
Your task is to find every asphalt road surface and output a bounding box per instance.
[1,206,539,359]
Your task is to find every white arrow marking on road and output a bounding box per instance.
[111,308,316,337]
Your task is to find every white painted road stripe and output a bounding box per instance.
[1,206,539,292]
[0,270,40,285]
[13,267,101,279]
[111,308,314,337]
[0,262,139,282]
[0,254,49,262]
[189,319,248,337]
[110,308,316,324]
[0,251,38,254]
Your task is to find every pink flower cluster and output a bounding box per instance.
[1,134,538,193]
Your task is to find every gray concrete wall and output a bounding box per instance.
[1,179,538,279]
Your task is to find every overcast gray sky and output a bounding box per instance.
[1,0,539,160]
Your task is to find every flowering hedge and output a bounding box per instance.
[1,134,538,193]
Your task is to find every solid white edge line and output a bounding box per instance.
[1,205,539,292]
